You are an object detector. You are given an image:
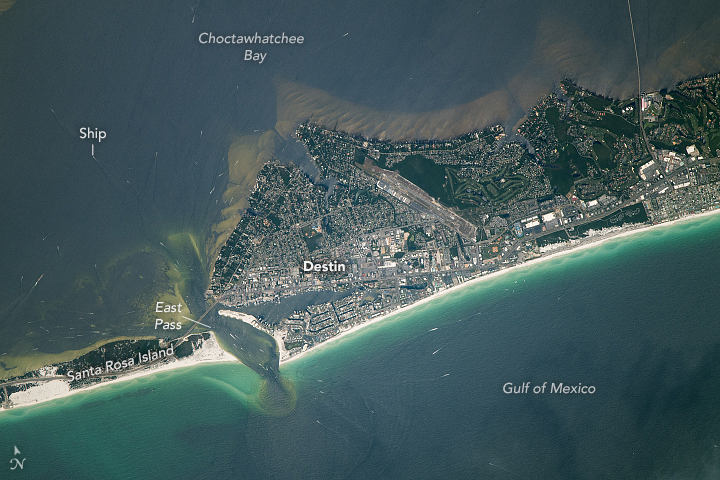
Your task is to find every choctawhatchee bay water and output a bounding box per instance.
[4,1,720,477]
[4,0,720,372]
[3,213,720,479]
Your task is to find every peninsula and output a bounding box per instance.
[210,73,720,361]
[4,73,720,408]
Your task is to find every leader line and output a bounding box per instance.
[182,316,211,329]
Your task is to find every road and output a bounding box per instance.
[498,156,710,260]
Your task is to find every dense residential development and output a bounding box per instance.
[4,74,720,402]
[209,74,720,359]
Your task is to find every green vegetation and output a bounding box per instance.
[570,149,595,177]
[561,79,577,96]
[447,167,529,207]
[592,141,613,169]
[545,107,567,142]
[267,213,282,226]
[709,131,720,154]
[481,243,502,259]
[544,145,576,195]
[375,153,389,169]
[303,234,322,252]
[585,113,639,138]
[521,80,677,198]
[655,84,720,157]
[391,153,530,212]
[392,154,451,204]
[650,139,675,151]
[353,147,367,165]
[536,230,570,247]
[278,167,291,187]
[174,333,210,358]
[572,203,648,236]
[574,179,605,200]
[583,94,612,111]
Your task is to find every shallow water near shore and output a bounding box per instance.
[4,213,720,479]
[4,0,720,477]
[4,0,720,364]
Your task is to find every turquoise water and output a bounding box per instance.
[1,363,263,479]
[4,215,720,479]
[4,1,720,478]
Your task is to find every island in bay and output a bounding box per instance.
[4,73,720,409]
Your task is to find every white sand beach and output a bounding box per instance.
[279,206,720,366]
[4,206,719,409]
[1,332,238,412]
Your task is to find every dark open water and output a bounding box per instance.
[3,210,720,479]
[2,0,720,357]
[2,1,720,478]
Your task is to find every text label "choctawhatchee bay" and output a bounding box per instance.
[198,32,304,64]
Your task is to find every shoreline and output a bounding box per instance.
[0,332,238,413]
[279,206,720,366]
[5,206,719,409]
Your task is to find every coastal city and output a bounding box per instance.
[209,73,720,359]
[4,73,720,408]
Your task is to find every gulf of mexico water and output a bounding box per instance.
[4,213,720,479]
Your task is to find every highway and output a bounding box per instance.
[498,156,711,260]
